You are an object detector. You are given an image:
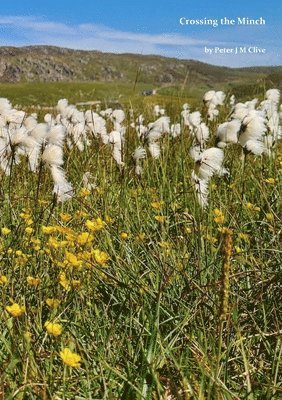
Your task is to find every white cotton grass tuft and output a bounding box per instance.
[0,98,12,115]
[189,144,202,162]
[10,127,28,146]
[42,144,64,167]
[181,103,191,127]
[259,89,281,155]
[188,112,202,128]
[85,111,109,144]
[153,105,166,117]
[266,89,280,104]
[191,171,209,208]
[216,119,241,148]
[195,147,225,180]
[133,146,146,176]
[133,146,147,161]
[229,94,236,107]
[203,90,226,121]
[5,110,25,125]
[244,99,258,110]
[144,116,170,159]
[24,116,38,131]
[30,123,48,142]
[148,142,161,159]
[108,130,124,166]
[147,116,170,137]
[232,103,249,121]
[191,147,226,207]
[244,140,266,156]
[170,123,181,138]
[46,125,66,147]
[44,113,55,127]
[238,110,267,153]
[50,165,74,202]
[194,123,209,148]
[111,109,126,124]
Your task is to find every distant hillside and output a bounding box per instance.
[0,45,281,89]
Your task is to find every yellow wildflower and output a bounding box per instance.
[105,215,114,224]
[15,252,29,267]
[65,251,82,268]
[245,202,260,212]
[1,227,11,235]
[25,227,34,235]
[46,298,61,309]
[85,218,105,232]
[264,178,275,184]
[20,210,32,220]
[219,227,233,235]
[6,303,25,317]
[151,201,164,210]
[265,213,274,221]
[0,275,8,284]
[31,237,41,245]
[79,188,91,197]
[120,232,129,240]
[25,218,33,226]
[47,237,60,249]
[96,187,104,195]
[59,213,72,222]
[76,232,94,245]
[27,276,41,286]
[42,226,57,234]
[93,249,110,266]
[59,272,70,290]
[213,208,225,224]
[60,348,81,368]
[44,321,63,337]
[75,210,88,218]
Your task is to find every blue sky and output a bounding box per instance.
[0,0,281,67]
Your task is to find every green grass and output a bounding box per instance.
[0,81,150,107]
[0,91,281,399]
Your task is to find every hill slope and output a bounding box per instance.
[0,45,281,87]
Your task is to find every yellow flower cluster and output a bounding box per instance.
[44,321,63,337]
[6,303,26,317]
[244,202,260,212]
[27,276,41,286]
[85,218,105,232]
[60,348,81,368]
[155,215,166,223]
[0,275,8,284]
[213,208,225,224]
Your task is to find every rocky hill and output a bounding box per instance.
[0,45,281,87]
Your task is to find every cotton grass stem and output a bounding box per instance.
[219,228,233,321]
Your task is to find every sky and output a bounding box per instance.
[0,0,281,67]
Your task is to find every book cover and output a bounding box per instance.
[0,1,281,399]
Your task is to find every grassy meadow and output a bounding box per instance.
[0,82,281,400]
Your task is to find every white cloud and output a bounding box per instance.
[0,16,75,34]
[0,15,280,67]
